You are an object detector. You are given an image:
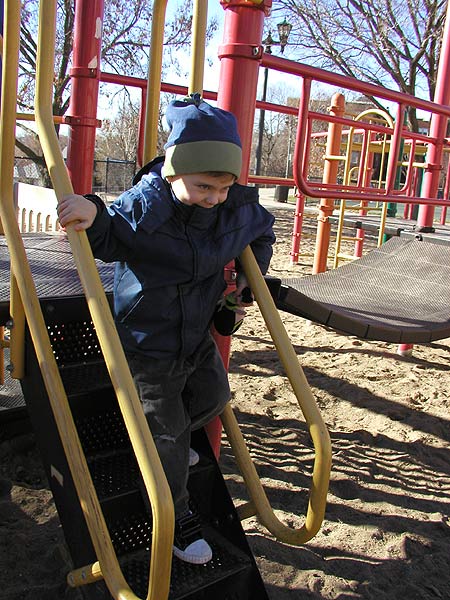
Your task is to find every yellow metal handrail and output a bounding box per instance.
[143,0,167,163]
[142,0,208,164]
[189,0,207,94]
[222,247,332,544]
[2,2,175,599]
[2,10,129,597]
[141,0,331,543]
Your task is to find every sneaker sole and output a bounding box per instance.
[189,448,200,467]
[173,545,213,565]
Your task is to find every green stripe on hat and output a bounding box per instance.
[163,140,242,178]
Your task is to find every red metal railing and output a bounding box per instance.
[98,56,450,272]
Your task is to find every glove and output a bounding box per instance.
[213,289,250,336]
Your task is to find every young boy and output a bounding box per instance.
[57,94,275,565]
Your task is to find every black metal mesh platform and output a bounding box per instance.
[0,233,114,416]
[0,233,114,313]
[274,236,450,343]
[121,526,254,600]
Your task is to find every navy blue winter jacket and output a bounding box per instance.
[86,159,275,359]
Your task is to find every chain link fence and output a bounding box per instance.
[92,158,137,198]
[14,157,137,199]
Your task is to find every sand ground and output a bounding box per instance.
[1,191,449,599]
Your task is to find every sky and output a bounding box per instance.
[94,1,303,119]
[174,1,224,93]
[203,1,224,90]
[179,2,300,98]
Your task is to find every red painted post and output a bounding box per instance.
[204,0,269,457]
[217,0,270,181]
[399,1,450,357]
[290,118,312,264]
[312,92,345,274]
[290,190,305,265]
[417,1,450,229]
[65,0,104,194]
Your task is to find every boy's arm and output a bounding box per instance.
[226,183,275,276]
[58,193,136,263]
[248,223,276,275]
[236,216,275,278]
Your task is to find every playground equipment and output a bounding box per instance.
[251,19,450,356]
[332,108,395,267]
[247,56,450,270]
[14,182,61,233]
[3,0,450,596]
[326,106,444,268]
[1,1,332,599]
[267,235,450,344]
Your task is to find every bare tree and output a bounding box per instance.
[272,0,447,130]
[96,98,141,162]
[17,0,218,180]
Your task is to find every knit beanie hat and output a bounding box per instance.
[163,94,242,179]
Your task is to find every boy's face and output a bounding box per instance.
[167,172,235,209]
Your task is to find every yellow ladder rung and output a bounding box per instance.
[336,252,359,261]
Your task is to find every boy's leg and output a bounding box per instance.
[127,350,214,565]
[183,332,231,432]
[126,353,191,517]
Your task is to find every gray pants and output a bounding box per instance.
[127,332,230,517]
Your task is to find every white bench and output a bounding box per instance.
[14,182,61,233]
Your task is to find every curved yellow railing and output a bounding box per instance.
[0,2,175,599]
[222,247,332,544]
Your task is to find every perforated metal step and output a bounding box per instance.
[122,527,256,600]
[19,296,269,600]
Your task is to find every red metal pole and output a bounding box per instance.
[416,0,450,229]
[312,92,345,274]
[290,191,305,265]
[290,117,312,264]
[65,0,104,194]
[204,0,269,457]
[399,1,450,357]
[217,0,270,182]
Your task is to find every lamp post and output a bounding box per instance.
[254,18,292,177]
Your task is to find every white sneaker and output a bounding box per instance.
[173,509,212,564]
[189,447,200,467]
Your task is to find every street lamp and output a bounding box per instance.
[255,18,293,177]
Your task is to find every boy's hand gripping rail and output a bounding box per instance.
[13,2,174,599]
[221,246,332,544]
